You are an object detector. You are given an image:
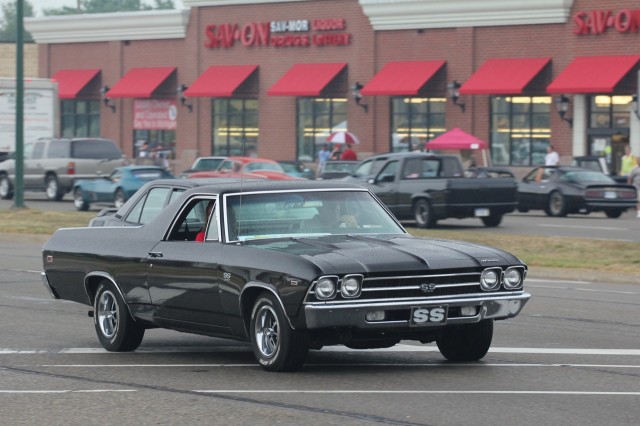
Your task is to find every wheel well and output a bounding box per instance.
[45,171,57,183]
[240,285,291,335]
[83,273,135,319]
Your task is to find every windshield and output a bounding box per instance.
[560,170,614,183]
[225,190,405,242]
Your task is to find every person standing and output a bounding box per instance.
[545,144,559,166]
[317,144,330,173]
[628,164,640,218]
[620,145,638,177]
[340,143,357,161]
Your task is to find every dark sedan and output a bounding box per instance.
[42,180,530,372]
[517,166,637,218]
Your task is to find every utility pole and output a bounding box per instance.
[13,0,25,209]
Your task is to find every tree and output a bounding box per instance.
[43,0,175,16]
[0,1,35,42]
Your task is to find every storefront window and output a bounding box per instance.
[391,98,446,152]
[589,95,632,129]
[61,100,100,138]
[296,98,347,162]
[490,96,551,166]
[212,99,258,156]
[133,129,176,170]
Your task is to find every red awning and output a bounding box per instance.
[547,55,640,94]
[460,58,550,95]
[360,60,446,96]
[184,65,258,97]
[107,67,176,98]
[267,63,347,96]
[51,68,100,99]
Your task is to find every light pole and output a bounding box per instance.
[13,0,25,209]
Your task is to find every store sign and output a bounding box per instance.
[573,9,640,35]
[204,18,351,49]
[133,99,177,130]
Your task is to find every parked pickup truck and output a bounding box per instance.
[344,152,518,228]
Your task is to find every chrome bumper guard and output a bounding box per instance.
[304,292,531,329]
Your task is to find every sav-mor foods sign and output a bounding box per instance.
[204,18,351,48]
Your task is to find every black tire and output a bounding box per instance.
[604,209,623,219]
[73,187,89,211]
[0,174,13,200]
[114,189,126,209]
[45,174,64,201]
[481,213,503,227]
[545,191,567,217]
[94,280,145,352]
[413,199,437,228]
[436,319,494,362]
[250,292,309,372]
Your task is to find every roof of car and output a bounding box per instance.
[366,152,458,160]
[181,179,366,196]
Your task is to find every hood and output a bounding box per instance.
[244,234,521,276]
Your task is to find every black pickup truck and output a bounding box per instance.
[344,152,518,228]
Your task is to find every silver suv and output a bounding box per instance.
[0,138,128,201]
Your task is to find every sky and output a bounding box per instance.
[1,0,184,17]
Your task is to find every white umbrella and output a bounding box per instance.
[327,131,360,144]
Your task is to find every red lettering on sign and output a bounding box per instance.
[574,8,640,35]
[614,9,636,33]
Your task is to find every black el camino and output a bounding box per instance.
[517,166,637,218]
[42,180,530,372]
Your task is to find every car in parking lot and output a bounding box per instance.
[43,180,530,372]
[73,165,174,211]
[0,137,128,201]
[189,156,301,180]
[517,166,637,217]
[278,160,315,180]
[317,160,358,180]
[179,156,227,178]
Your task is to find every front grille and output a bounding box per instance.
[305,269,487,303]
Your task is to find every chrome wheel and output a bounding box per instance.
[73,188,89,211]
[45,175,62,201]
[547,191,567,217]
[97,290,119,339]
[0,176,12,199]
[255,305,279,358]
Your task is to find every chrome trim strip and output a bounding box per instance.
[239,282,296,331]
[305,291,525,306]
[40,272,58,299]
[84,271,137,321]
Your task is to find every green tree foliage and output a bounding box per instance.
[0,1,35,42]
[43,0,175,16]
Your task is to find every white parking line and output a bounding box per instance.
[537,224,625,231]
[193,390,640,396]
[2,346,640,355]
[31,363,640,369]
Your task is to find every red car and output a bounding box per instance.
[189,157,302,180]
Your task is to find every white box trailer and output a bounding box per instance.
[0,77,59,160]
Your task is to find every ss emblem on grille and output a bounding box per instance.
[420,283,437,293]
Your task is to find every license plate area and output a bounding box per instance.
[604,191,617,199]
[474,208,490,217]
[410,305,448,327]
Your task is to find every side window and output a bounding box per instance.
[205,204,219,241]
[377,161,399,183]
[168,197,217,242]
[110,171,123,183]
[440,157,463,177]
[168,188,186,204]
[48,140,70,158]
[32,142,45,159]
[125,187,170,224]
[23,143,34,159]
[422,159,440,178]
[402,158,422,179]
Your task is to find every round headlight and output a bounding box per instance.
[315,277,336,300]
[503,268,523,289]
[341,276,361,298]
[480,269,500,291]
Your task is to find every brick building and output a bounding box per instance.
[24,0,640,175]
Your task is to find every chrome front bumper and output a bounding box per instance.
[304,292,531,329]
[41,272,59,299]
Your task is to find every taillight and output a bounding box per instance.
[67,161,75,175]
